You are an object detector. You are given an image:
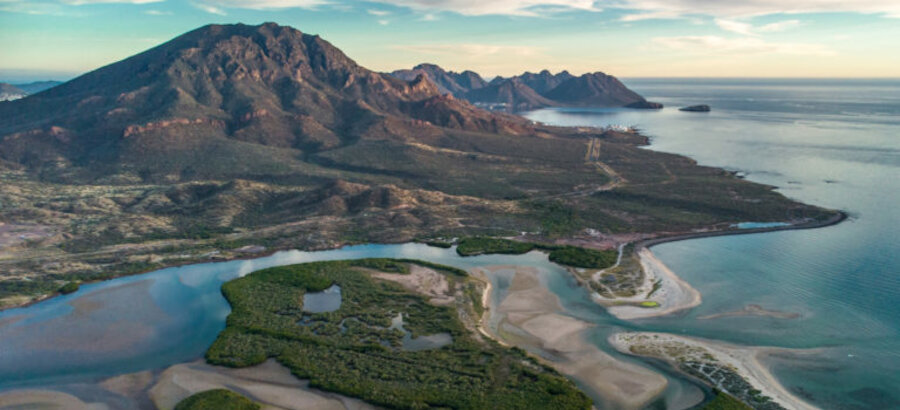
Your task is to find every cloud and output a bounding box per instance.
[367,0,600,16]
[378,19,389,24]
[654,35,836,56]
[715,18,801,35]
[367,9,390,15]
[715,19,756,36]
[758,19,801,32]
[395,43,542,57]
[193,1,227,14]
[144,9,171,15]
[0,0,159,14]
[619,0,900,19]
[60,0,161,4]
[198,0,328,10]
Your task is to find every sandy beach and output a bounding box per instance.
[0,359,376,410]
[596,247,702,320]
[610,332,818,410]
[479,265,669,409]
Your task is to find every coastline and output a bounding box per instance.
[597,247,702,320]
[609,332,818,410]
[591,211,846,321]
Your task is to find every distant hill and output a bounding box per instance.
[14,81,62,94]
[544,72,646,107]
[390,63,487,95]
[462,78,557,111]
[0,83,26,101]
[390,65,658,112]
[0,81,63,101]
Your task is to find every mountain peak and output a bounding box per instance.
[1,23,534,182]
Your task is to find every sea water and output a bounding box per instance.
[525,78,900,409]
[1,79,897,409]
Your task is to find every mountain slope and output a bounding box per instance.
[391,64,655,112]
[515,70,575,94]
[390,63,487,95]
[0,83,26,102]
[0,23,532,182]
[13,81,62,95]
[463,78,557,111]
[544,72,646,106]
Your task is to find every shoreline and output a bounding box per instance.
[476,265,670,409]
[609,332,818,410]
[591,211,846,320]
[597,247,702,320]
[638,211,847,250]
[1,211,847,313]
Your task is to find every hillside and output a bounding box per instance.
[391,63,487,95]
[0,23,531,183]
[13,81,62,95]
[0,83,26,101]
[545,72,647,106]
[0,23,835,308]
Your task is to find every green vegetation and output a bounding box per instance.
[421,240,453,248]
[456,237,536,256]
[702,390,752,410]
[455,237,618,271]
[639,301,660,308]
[647,280,663,298]
[206,259,591,409]
[547,246,617,269]
[174,389,260,410]
[58,281,80,294]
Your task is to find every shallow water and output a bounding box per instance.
[525,78,900,409]
[0,243,701,408]
[302,284,342,313]
[1,79,896,409]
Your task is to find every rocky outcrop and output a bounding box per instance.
[625,101,664,109]
[679,105,711,112]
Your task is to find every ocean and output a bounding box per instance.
[525,78,900,409]
[0,79,897,409]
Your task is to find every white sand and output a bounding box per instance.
[149,359,376,410]
[598,248,702,320]
[0,389,108,410]
[483,266,668,409]
[610,332,818,410]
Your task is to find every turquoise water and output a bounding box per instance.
[0,243,703,408]
[525,78,900,409]
[1,79,897,409]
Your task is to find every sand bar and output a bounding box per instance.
[610,332,818,410]
[480,265,668,409]
[596,247,701,320]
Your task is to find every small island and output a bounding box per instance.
[680,104,711,112]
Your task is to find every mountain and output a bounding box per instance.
[391,64,658,112]
[390,63,487,95]
[515,70,575,94]
[544,72,646,107]
[0,83,26,101]
[13,81,62,94]
[0,23,534,182]
[462,78,557,111]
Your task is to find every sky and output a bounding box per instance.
[1,0,899,82]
